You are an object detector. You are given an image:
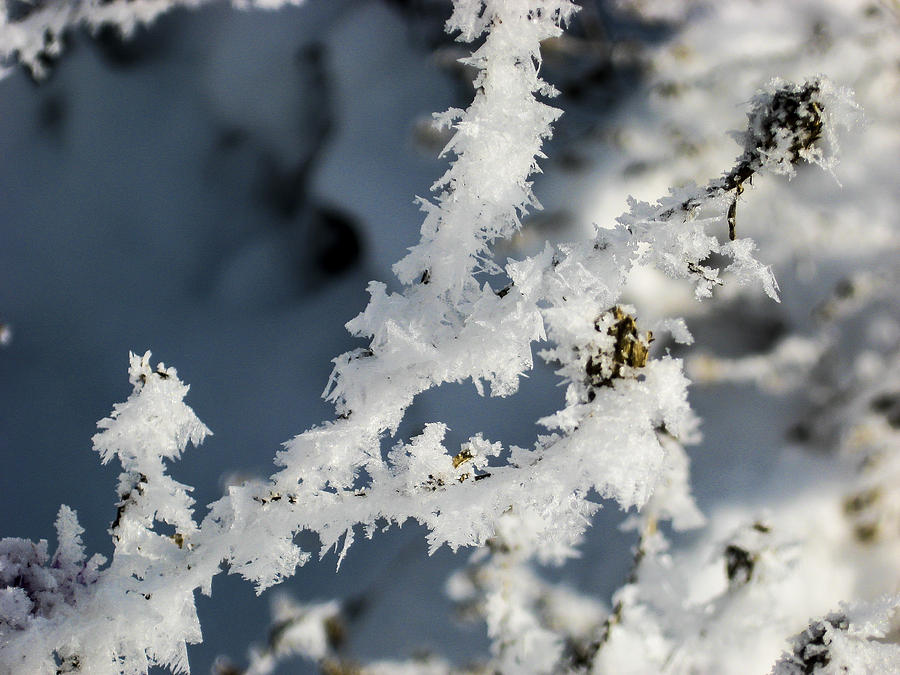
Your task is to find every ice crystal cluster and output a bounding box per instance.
[1,0,899,674]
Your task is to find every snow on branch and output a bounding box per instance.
[1,352,211,673]
[230,35,854,602]
[0,1,862,672]
[771,598,900,675]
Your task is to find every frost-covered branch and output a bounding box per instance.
[0,1,870,672]
[771,598,900,675]
[1,352,211,672]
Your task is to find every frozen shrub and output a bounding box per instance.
[1,1,898,673]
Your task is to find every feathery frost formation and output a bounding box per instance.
[1,1,896,673]
[1,352,210,672]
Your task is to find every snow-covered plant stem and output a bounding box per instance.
[223,0,586,581]
[1,353,211,672]
[0,1,865,673]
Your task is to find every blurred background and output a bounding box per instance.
[1,0,897,672]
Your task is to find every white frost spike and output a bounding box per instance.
[93,351,211,537]
[93,350,211,467]
[52,505,89,570]
[392,0,579,296]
